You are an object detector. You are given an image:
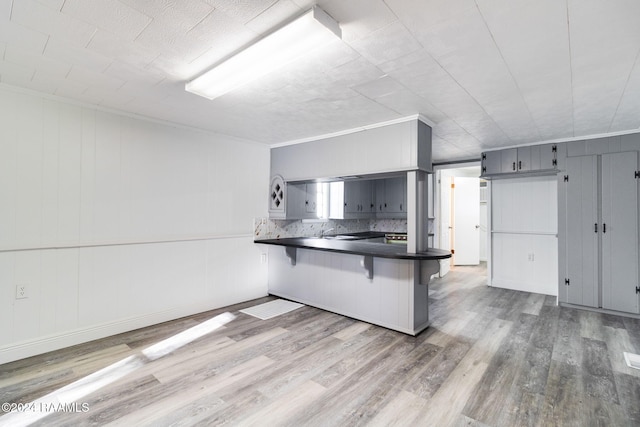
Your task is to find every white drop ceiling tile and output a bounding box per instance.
[120,0,212,22]
[454,116,510,146]
[245,0,303,34]
[477,0,574,139]
[35,0,65,11]
[44,37,112,73]
[12,0,97,48]
[61,0,152,41]
[27,71,59,95]
[32,71,87,99]
[351,75,404,99]
[205,0,279,24]
[377,48,431,76]
[146,54,193,80]
[319,0,397,42]
[66,66,124,91]
[0,20,48,54]
[373,89,446,121]
[0,0,9,19]
[416,8,540,142]
[434,119,474,139]
[348,21,422,66]
[181,8,258,72]
[569,0,640,135]
[301,40,360,73]
[0,59,35,86]
[324,57,385,87]
[133,3,220,65]
[314,85,363,103]
[610,61,640,131]
[83,85,135,108]
[86,29,160,70]
[385,0,477,33]
[4,45,71,79]
[103,60,164,86]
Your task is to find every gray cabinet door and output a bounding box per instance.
[501,148,518,173]
[385,177,406,213]
[564,156,599,307]
[532,144,557,171]
[601,152,640,313]
[516,146,531,172]
[286,183,307,219]
[482,151,502,175]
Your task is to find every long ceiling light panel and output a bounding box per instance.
[186,6,341,100]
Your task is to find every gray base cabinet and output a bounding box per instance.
[560,152,640,314]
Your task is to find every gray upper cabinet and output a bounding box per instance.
[375,176,407,218]
[344,180,373,216]
[482,144,557,177]
[286,182,319,219]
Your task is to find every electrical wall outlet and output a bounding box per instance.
[527,253,535,262]
[16,285,28,299]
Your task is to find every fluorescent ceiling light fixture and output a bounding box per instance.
[186,6,341,100]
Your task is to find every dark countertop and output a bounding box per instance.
[254,234,451,261]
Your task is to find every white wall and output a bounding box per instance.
[490,175,558,296]
[0,87,270,363]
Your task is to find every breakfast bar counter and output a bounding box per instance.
[255,235,451,335]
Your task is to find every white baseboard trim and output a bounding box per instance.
[490,278,557,297]
[0,291,267,364]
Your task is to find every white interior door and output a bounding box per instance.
[453,177,480,265]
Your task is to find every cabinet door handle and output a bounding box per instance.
[400,203,403,211]
[518,160,522,170]
[603,223,606,233]
[512,162,516,171]
[595,223,598,233]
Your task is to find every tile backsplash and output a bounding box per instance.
[254,218,407,239]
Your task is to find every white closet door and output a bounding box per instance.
[601,152,640,313]
[565,156,599,307]
[453,177,480,265]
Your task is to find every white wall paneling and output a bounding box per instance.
[490,175,558,296]
[0,87,269,363]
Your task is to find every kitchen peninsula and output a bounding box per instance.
[256,233,450,335]
[257,117,450,334]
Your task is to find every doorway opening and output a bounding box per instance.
[433,163,487,277]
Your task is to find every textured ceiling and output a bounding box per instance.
[1,0,640,162]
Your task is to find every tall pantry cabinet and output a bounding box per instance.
[559,151,640,314]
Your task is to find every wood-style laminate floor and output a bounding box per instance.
[2,264,640,426]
